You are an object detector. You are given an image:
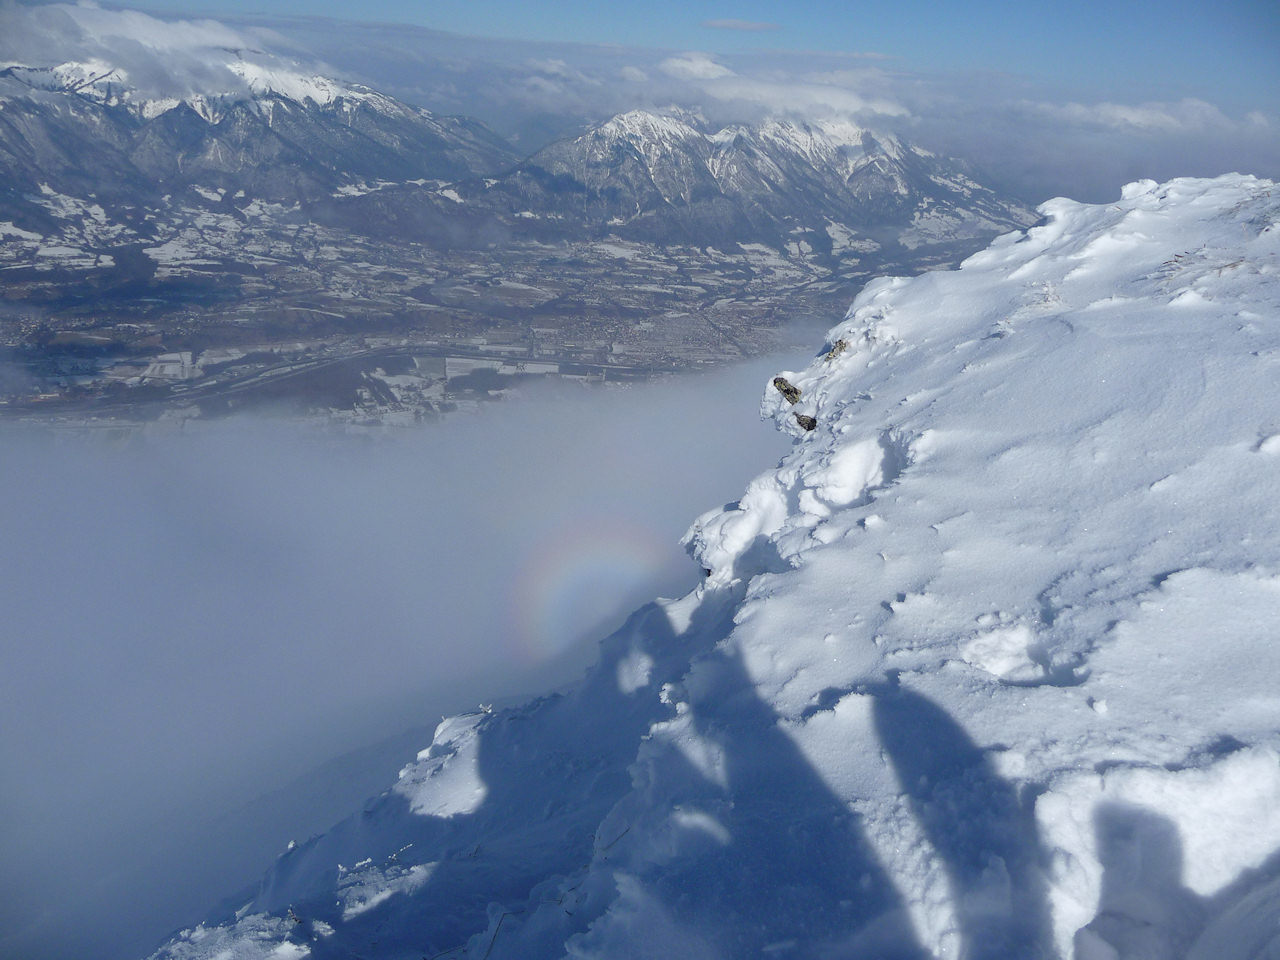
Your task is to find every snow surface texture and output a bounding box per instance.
[150,175,1280,960]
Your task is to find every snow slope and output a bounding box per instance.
[149,174,1280,960]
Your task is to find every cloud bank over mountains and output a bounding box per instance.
[0,1,305,101]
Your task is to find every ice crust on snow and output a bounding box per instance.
[149,175,1280,960]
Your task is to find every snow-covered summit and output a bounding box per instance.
[510,107,1030,242]
[0,2,416,123]
[713,115,877,156]
[224,60,378,108]
[0,16,517,208]
[0,55,397,123]
[150,175,1280,959]
[597,108,709,143]
[584,108,899,174]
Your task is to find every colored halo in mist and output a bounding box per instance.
[510,518,674,661]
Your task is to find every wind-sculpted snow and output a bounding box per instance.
[150,175,1280,959]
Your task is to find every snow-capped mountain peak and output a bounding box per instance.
[596,109,706,142]
[226,60,358,106]
[510,108,1031,243]
[0,1,384,121]
[0,53,394,123]
[4,58,123,92]
[755,115,869,157]
[0,44,518,208]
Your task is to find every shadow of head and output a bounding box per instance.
[1095,803,1187,893]
[871,683,1052,958]
[1076,802,1205,959]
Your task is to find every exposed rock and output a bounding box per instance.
[773,376,801,404]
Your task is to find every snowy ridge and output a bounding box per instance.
[224,61,381,109]
[508,107,1032,247]
[0,56,398,123]
[0,48,517,213]
[597,109,709,144]
[150,175,1280,959]
[588,109,905,198]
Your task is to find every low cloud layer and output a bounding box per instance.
[896,79,1280,202]
[1024,96,1235,132]
[0,349,820,960]
[0,1,313,101]
[659,51,736,81]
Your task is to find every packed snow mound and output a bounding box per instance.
[150,175,1280,960]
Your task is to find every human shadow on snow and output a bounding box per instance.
[1077,801,1280,960]
[871,678,1055,959]
[233,549,1057,959]
[611,643,929,959]
[1074,803,1205,958]
[246,601,699,958]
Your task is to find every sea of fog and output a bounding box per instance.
[0,344,818,960]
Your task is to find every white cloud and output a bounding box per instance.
[896,76,1280,203]
[521,74,565,97]
[659,52,736,81]
[0,1,324,101]
[528,57,599,86]
[57,4,249,52]
[620,65,649,83]
[811,67,895,86]
[653,54,908,120]
[1024,97,1233,132]
[705,75,909,118]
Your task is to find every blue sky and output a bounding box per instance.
[120,0,1278,111]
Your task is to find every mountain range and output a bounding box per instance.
[321,108,1028,250]
[0,53,1034,421]
[0,59,1028,247]
[0,60,517,211]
